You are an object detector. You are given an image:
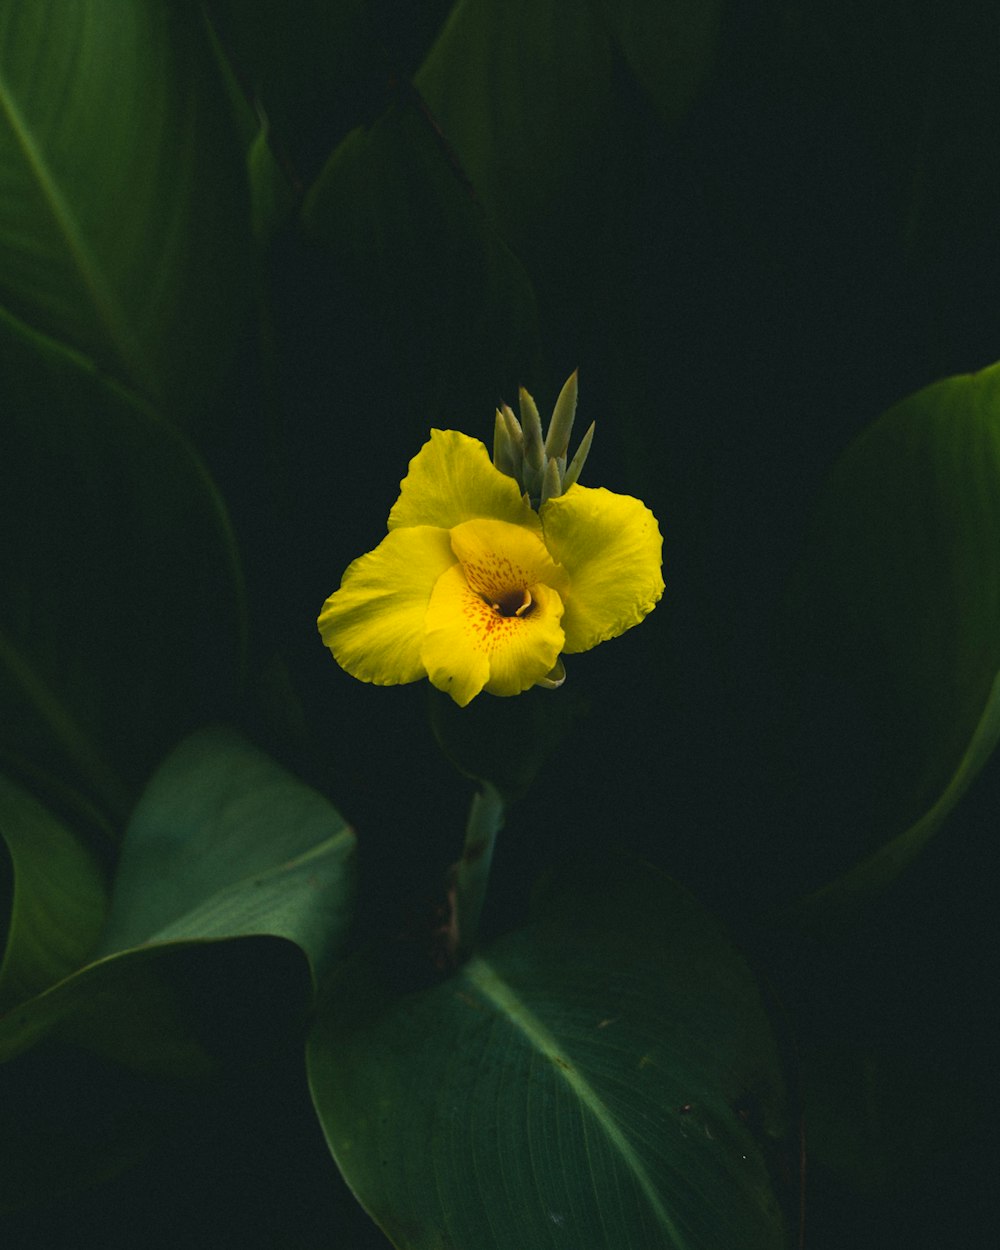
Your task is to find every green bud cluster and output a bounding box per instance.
[492,371,595,509]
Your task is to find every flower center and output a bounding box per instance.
[459,542,538,621]
[489,586,534,618]
[446,517,569,637]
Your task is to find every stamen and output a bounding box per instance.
[488,587,534,617]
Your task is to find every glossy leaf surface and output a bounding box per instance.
[786,361,1000,864]
[1,725,356,1068]
[98,725,356,976]
[0,776,108,1012]
[0,0,251,415]
[309,854,792,1249]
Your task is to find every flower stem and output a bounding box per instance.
[452,781,505,957]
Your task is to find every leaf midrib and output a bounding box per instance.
[466,955,687,1246]
[0,55,144,385]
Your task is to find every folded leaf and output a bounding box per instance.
[0,728,356,1209]
[784,361,1000,876]
[0,775,108,1012]
[98,725,356,981]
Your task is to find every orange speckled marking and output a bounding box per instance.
[462,550,536,608]
[458,550,538,648]
[459,580,535,654]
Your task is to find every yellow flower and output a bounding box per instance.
[318,397,663,707]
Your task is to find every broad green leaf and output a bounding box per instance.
[0,310,246,817]
[0,727,356,1210]
[0,776,108,1012]
[785,361,1000,865]
[415,0,617,247]
[0,725,356,1069]
[301,101,540,405]
[0,0,252,417]
[98,725,356,978]
[309,854,793,1250]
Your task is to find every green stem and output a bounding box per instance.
[452,781,505,957]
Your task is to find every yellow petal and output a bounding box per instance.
[318,526,455,685]
[482,581,565,697]
[421,565,566,707]
[388,429,539,532]
[540,484,664,653]
[449,517,571,604]
[420,566,491,706]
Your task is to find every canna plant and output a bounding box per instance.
[2,3,995,1248]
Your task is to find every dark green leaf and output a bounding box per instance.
[0,728,356,1210]
[0,936,305,1077]
[0,776,108,1012]
[98,725,356,980]
[301,100,540,405]
[428,684,583,804]
[247,125,299,245]
[594,0,723,129]
[206,0,393,186]
[785,361,1000,869]
[799,1041,980,1199]
[0,0,252,417]
[787,669,1000,929]
[415,0,617,247]
[0,311,247,816]
[309,853,793,1249]
[1,725,356,1072]
[0,936,308,1212]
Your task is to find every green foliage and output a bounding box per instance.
[787,364,1000,837]
[785,668,1000,931]
[0,727,355,1210]
[0,310,246,817]
[302,101,540,409]
[0,0,253,421]
[0,776,108,1011]
[1,0,997,1246]
[415,0,619,249]
[97,726,356,970]
[309,854,791,1249]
